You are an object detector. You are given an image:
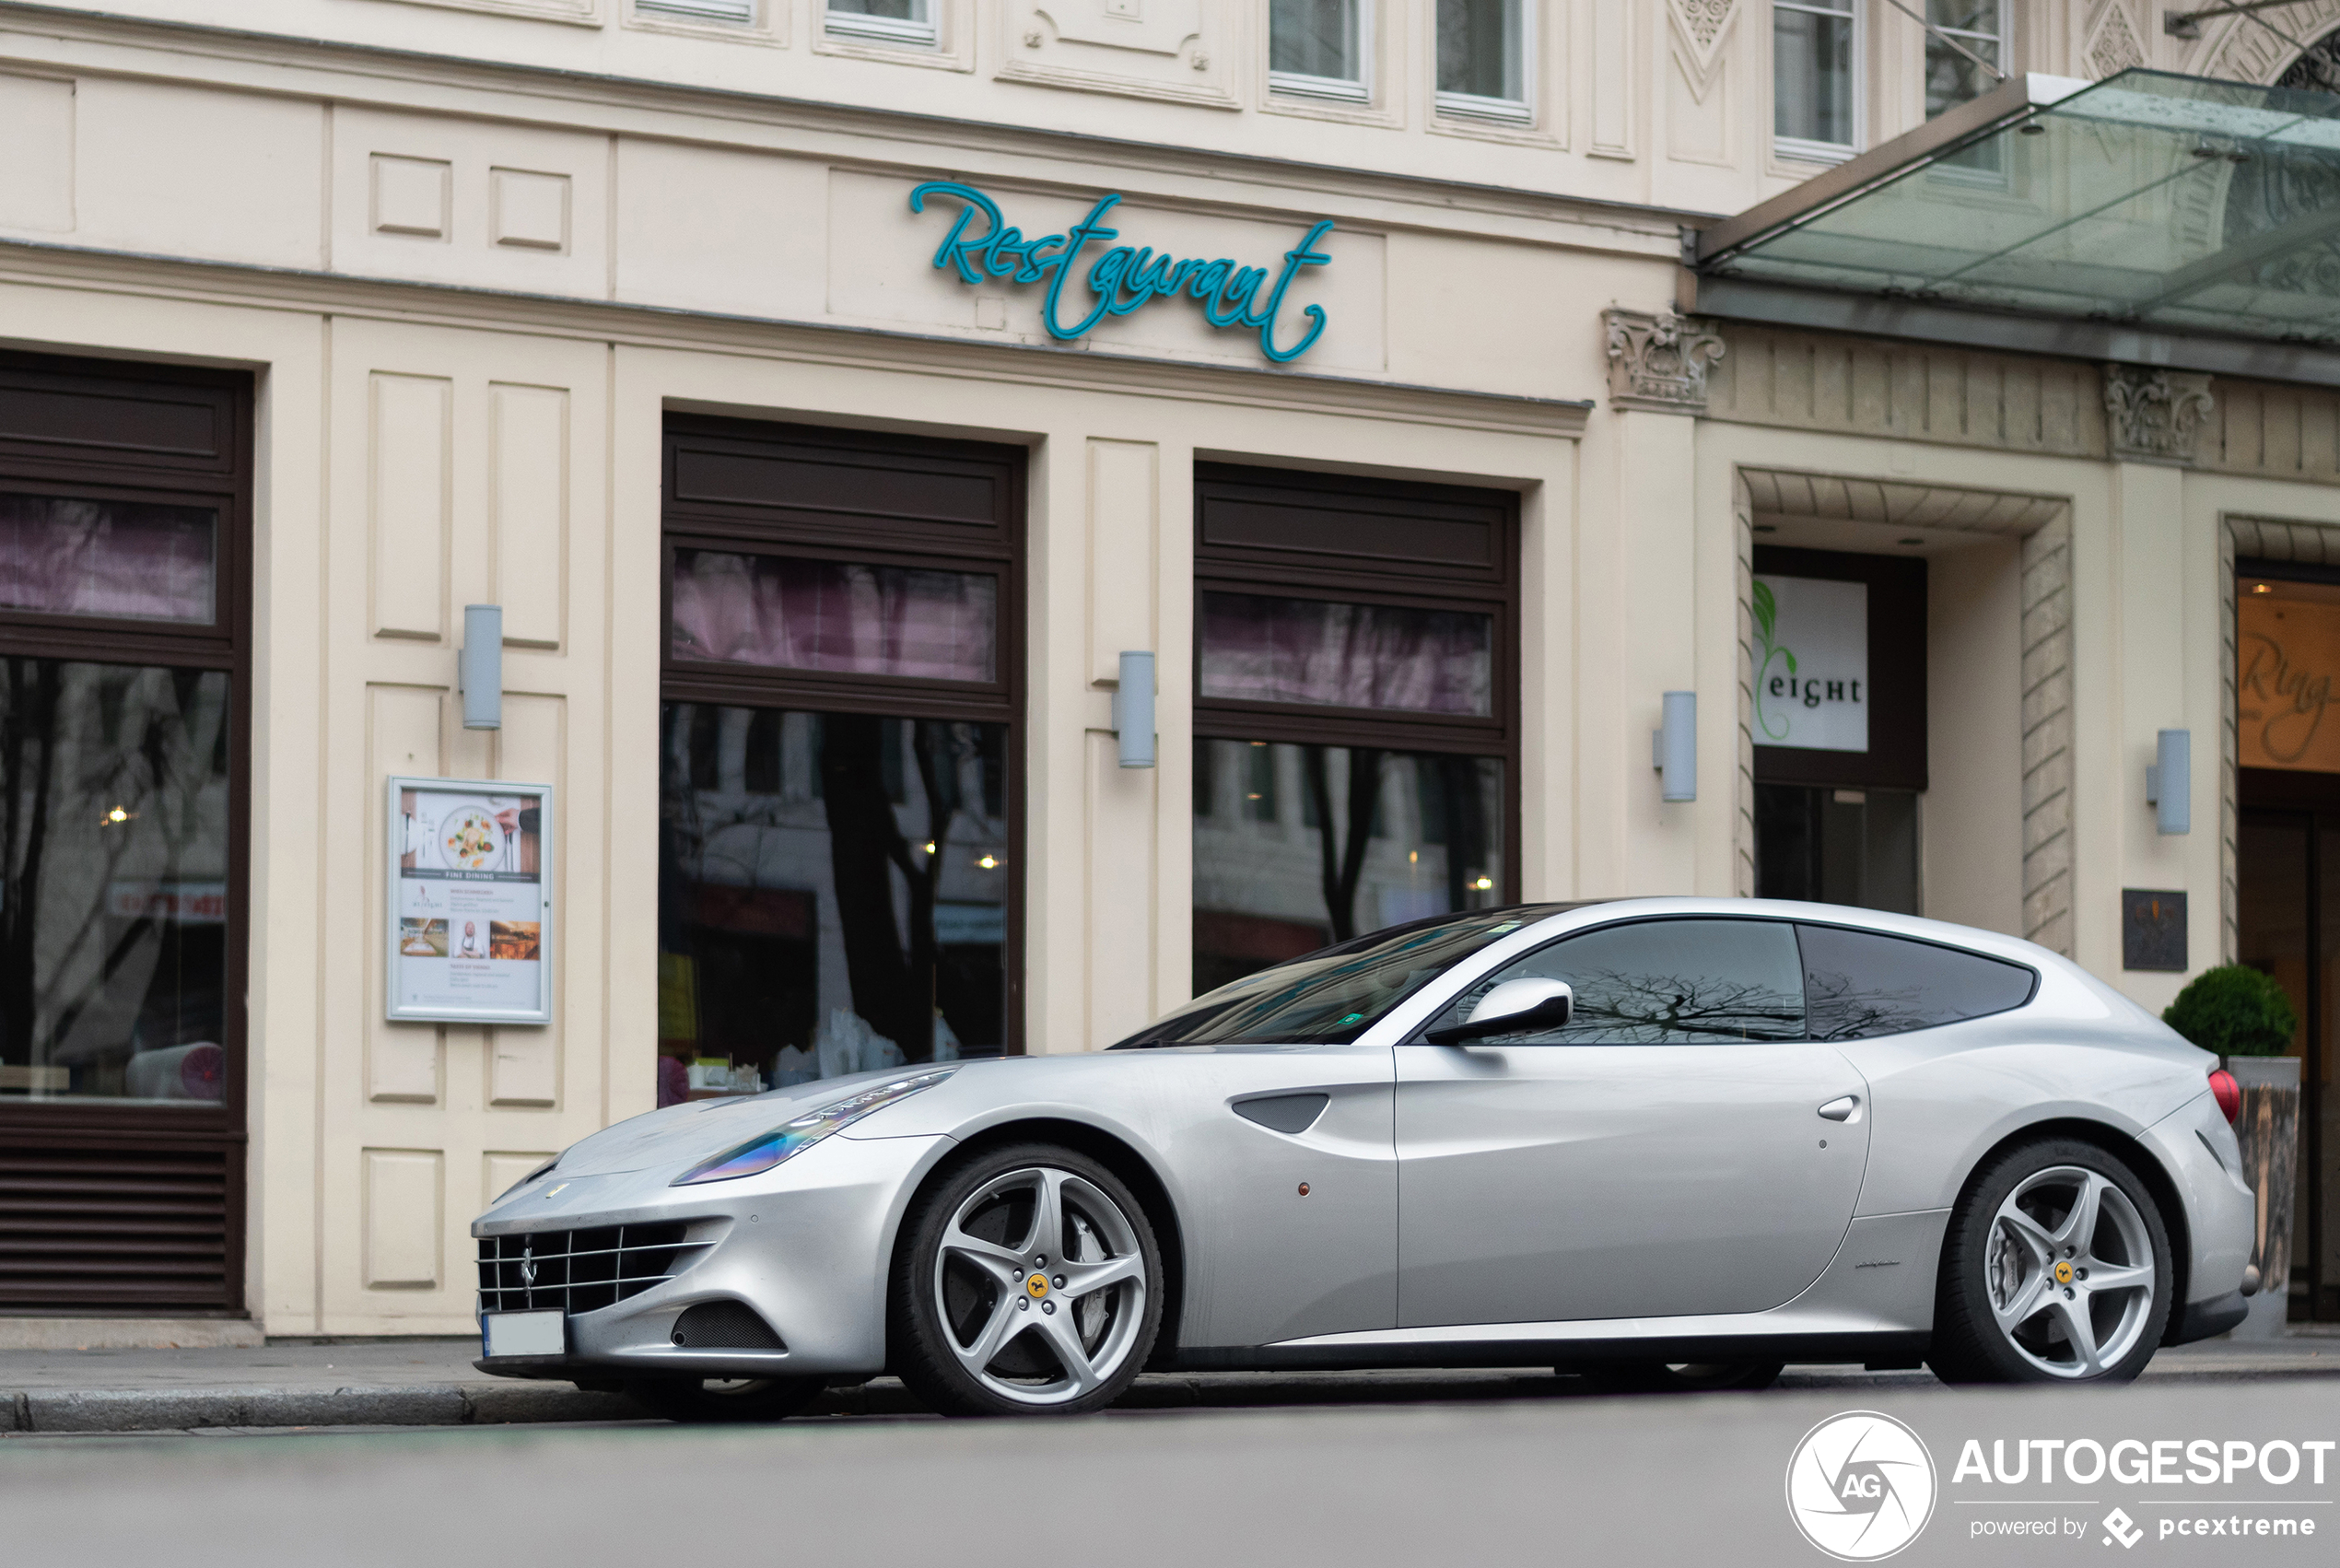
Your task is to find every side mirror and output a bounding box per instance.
[1424,978,1574,1046]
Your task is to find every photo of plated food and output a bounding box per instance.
[439,805,502,871]
[488,921,540,961]
[398,918,447,957]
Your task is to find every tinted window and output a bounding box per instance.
[1115,906,1572,1047]
[1797,924,2036,1040]
[1427,919,1807,1044]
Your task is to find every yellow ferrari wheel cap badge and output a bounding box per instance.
[2053,1260,2074,1285]
[1026,1275,1049,1300]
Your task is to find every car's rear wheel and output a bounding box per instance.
[624,1375,825,1422]
[1579,1360,1784,1393]
[890,1142,1163,1417]
[1929,1138,2172,1386]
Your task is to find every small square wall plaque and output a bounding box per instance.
[2122,889,2187,972]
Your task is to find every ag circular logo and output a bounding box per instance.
[1784,1410,1937,1562]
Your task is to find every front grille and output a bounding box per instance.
[476,1223,703,1315]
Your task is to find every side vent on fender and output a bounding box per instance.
[1232,1093,1330,1136]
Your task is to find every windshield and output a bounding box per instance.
[1111,906,1575,1047]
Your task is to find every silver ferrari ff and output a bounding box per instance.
[472,898,2258,1420]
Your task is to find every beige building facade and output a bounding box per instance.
[1,0,2335,1336]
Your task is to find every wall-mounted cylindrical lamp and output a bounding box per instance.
[461,603,503,731]
[2145,727,2190,836]
[1112,650,1156,768]
[1653,690,1697,803]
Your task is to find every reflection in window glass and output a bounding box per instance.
[658,702,1007,1106]
[1436,0,1527,118]
[825,0,934,42]
[0,494,216,624]
[1773,0,1857,156]
[1192,739,1503,994]
[1272,0,1368,99]
[1434,919,1808,1044]
[1797,924,2034,1040]
[0,659,232,1104]
[669,549,997,683]
[1125,907,1555,1047]
[1199,590,1492,716]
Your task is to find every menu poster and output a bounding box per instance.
[386,776,554,1025]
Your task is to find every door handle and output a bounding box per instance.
[1817,1095,1859,1122]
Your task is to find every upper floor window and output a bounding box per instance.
[636,0,756,23]
[1773,0,1858,163]
[1271,0,1370,103]
[1924,0,2005,117]
[826,0,936,46]
[1436,0,1530,123]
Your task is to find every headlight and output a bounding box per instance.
[672,1069,957,1186]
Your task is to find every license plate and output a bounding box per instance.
[482,1309,566,1359]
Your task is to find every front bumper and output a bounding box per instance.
[471,1131,952,1381]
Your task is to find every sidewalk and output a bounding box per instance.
[4,1329,2335,1434]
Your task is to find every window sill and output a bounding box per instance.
[1773,136,1858,168]
[1269,70,1370,105]
[824,12,938,45]
[1434,90,1533,126]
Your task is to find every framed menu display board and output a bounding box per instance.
[386,776,554,1025]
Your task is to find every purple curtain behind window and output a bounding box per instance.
[1199,591,1492,716]
[0,494,216,624]
[670,550,997,683]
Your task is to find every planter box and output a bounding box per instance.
[2224,1055,2301,1340]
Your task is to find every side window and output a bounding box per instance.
[1430,919,1806,1044]
[1797,924,2036,1041]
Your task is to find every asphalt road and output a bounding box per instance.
[4,1359,2336,1567]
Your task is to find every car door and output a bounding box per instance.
[1394,918,1870,1328]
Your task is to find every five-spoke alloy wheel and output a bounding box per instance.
[892,1143,1163,1416]
[1930,1139,2172,1385]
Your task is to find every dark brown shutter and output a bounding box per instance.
[0,1143,238,1311]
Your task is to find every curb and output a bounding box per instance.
[0,1370,1574,1433]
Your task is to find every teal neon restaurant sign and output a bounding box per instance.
[908,182,1335,364]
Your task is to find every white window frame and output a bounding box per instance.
[1433,0,1534,126]
[1772,0,1864,167]
[825,0,937,46]
[1269,0,1374,105]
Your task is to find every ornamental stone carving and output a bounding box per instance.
[2085,2,2147,79]
[2103,365,2217,463]
[1604,309,1726,413]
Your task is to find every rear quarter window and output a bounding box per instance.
[1797,924,2037,1041]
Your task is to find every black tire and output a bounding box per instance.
[1928,1137,2173,1387]
[625,1376,825,1423]
[890,1141,1164,1418]
[1579,1360,1784,1393]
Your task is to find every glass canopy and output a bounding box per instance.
[1698,69,2340,345]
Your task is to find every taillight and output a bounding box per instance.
[2209,1068,2241,1125]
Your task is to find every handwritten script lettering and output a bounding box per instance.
[2241,632,2335,764]
[908,182,1335,363]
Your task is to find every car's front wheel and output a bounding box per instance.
[1929,1138,2172,1386]
[890,1142,1164,1417]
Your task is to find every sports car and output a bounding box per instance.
[472,897,2259,1419]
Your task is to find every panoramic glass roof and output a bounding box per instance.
[1697,69,2340,345]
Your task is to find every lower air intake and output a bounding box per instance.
[670,1300,787,1352]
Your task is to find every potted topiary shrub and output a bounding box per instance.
[2164,965,2299,1338]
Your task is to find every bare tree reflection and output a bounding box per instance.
[1458,968,1806,1044]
